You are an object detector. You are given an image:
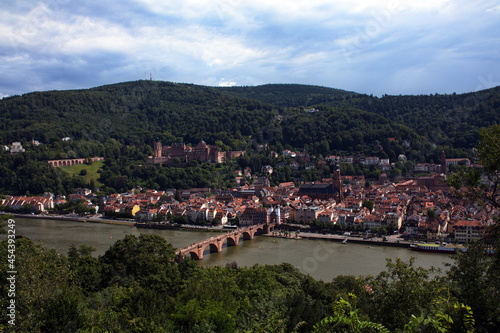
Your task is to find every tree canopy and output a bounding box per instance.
[1,234,496,332]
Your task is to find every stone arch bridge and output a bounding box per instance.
[177,223,276,260]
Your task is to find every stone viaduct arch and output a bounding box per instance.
[47,157,104,167]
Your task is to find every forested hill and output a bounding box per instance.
[0,80,425,159]
[0,80,497,195]
[0,81,276,149]
[308,87,500,149]
[217,84,500,149]
[1,80,497,160]
[216,83,359,107]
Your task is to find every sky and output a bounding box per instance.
[1,0,499,98]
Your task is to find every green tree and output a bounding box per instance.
[447,241,500,332]
[312,294,390,333]
[39,287,85,333]
[448,124,500,211]
[68,244,102,294]
[446,124,500,332]
[362,200,374,212]
[0,238,80,332]
[0,214,13,234]
[359,258,445,331]
[99,234,180,292]
[172,266,242,332]
[403,298,475,333]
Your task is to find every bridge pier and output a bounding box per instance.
[263,224,274,234]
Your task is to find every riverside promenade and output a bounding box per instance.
[7,213,136,226]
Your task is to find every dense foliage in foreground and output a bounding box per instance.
[1,232,498,333]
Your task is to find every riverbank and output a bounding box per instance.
[2,213,229,232]
[298,232,411,248]
[136,222,227,233]
[264,231,412,248]
[3,213,136,226]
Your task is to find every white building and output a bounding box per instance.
[451,220,484,243]
[10,142,25,154]
[363,157,380,165]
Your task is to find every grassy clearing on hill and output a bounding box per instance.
[59,161,104,187]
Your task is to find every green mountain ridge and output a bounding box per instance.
[1,80,498,161]
[0,80,498,195]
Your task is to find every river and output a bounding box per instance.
[8,218,455,281]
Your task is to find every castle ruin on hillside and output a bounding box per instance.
[147,141,244,165]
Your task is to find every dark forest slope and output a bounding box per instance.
[0,80,497,195]
[0,80,425,159]
[1,80,497,161]
[0,81,276,149]
[217,83,359,107]
[217,84,500,149]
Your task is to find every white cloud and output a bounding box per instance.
[0,0,499,96]
[486,4,500,13]
[218,78,238,86]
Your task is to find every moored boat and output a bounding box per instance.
[410,243,465,254]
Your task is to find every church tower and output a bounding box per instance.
[333,165,343,203]
[440,151,447,174]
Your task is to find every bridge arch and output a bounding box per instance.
[187,251,201,260]
[242,230,254,240]
[197,238,224,258]
[200,242,221,254]
[226,234,240,246]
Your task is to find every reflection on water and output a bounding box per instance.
[9,218,455,281]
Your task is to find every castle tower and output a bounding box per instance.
[154,141,162,158]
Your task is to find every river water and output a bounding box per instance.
[9,218,455,281]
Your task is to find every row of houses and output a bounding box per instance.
[1,196,54,212]
[95,178,490,244]
[0,174,493,243]
[0,191,100,214]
